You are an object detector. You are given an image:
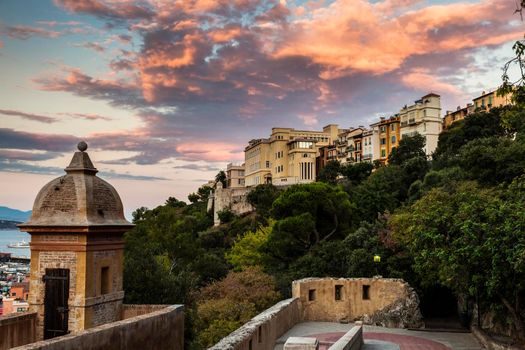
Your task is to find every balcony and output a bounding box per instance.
[401,121,407,127]
[408,118,416,125]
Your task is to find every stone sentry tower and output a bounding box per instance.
[18,142,134,340]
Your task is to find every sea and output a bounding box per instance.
[0,229,31,258]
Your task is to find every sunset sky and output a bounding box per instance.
[0,0,522,216]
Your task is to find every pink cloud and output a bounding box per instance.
[400,69,460,95]
[54,0,154,20]
[297,114,319,126]
[5,25,61,40]
[0,109,56,123]
[59,112,113,121]
[36,20,82,27]
[75,42,105,52]
[176,142,244,162]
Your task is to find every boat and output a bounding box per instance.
[7,241,29,248]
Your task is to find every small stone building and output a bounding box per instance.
[18,142,134,340]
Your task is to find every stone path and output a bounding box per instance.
[274,322,485,350]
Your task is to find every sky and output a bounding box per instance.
[0,0,522,216]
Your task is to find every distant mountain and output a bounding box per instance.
[0,206,31,222]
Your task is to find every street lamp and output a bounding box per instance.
[373,254,381,277]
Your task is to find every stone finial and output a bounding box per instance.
[78,141,88,152]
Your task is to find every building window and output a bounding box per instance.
[362,285,370,300]
[391,124,395,131]
[380,138,386,145]
[308,289,316,301]
[266,161,270,168]
[380,126,386,133]
[101,266,110,295]
[391,136,396,144]
[335,285,343,301]
[381,149,386,158]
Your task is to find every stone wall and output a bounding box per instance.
[12,305,184,350]
[121,304,169,320]
[0,312,37,350]
[292,278,423,328]
[210,298,301,350]
[213,186,253,225]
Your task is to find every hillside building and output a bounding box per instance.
[398,93,442,156]
[226,163,245,188]
[444,89,512,129]
[370,116,400,163]
[244,125,342,187]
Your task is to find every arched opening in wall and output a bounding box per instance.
[419,284,466,330]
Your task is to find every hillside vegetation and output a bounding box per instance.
[123,105,525,348]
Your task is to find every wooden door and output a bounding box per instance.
[43,268,69,340]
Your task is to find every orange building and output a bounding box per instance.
[10,282,29,301]
[370,116,400,163]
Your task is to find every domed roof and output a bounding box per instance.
[20,143,133,229]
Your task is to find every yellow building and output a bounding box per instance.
[473,90,511,111]
[244,125,341,187]
[370,116,400,163]
[444,89,512,129]
[443,104,473,129]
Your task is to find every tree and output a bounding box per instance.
[271,182,354,243]
[351,165,407,222]
[165,196,186,208]
[391,181,525,340]
[458,135,525,186]
[194,267,281,347]
[387,134,429,186]
[217,208,236,224]
[317,160,341,184]
[388,133,427,166]
[433,107,509,169]
[188,185,213,203]
[246,184,280,219]
[263,182,355,267]
[215,171,227,188]
[188,193,200,203]
[340,161,373,185]
[226,220,273,271]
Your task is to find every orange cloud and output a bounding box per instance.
[400,69,460,95]
[208,27,242,43]
[274,0,520,77]
[176,142,244,162]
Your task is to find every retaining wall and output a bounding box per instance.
[0,312,37,350]
[292,277,422,327]
[13,305,184,350]
[209,298,301,350]
[121,304,169,319]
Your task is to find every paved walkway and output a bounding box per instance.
[274,322,485,350]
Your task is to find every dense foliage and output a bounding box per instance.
[124,106,525,347]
